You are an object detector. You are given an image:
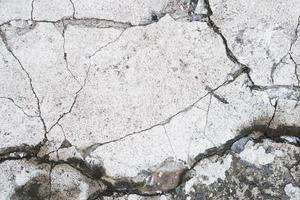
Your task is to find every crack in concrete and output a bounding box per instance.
[0,2,211,32]
[270,15,300,84]
[199,0,255,87]
[290,53,300,87]
[42,123,77,161]
[270,54,289,84]
[0,121,299,198]
[0,143,43,164]
[202,94,216,147]
[163,126,177,160]
[194,1,300,94]
[0,12,170,31]
[76,0,266,169]
[79,9,259,154]
[78,59,251,159]
[30,0,35,21]
[290,15,300,52]
[0,144,105,183]
[59,21,82,85]
[0,18,132,31]
[0,20,92,160]
[1,0,190,30]
[81,81,226,158]
[0,29,47,135]
[46,65,90,134]
[252,83,300,108]
[0,24,92,166]
[205,85,229,104]
[89,29,127,59]
[86,126,300,198]
[69,0,76,19]
[250,84,300,102]
[251,84,300,91]
[0,96,39,118]
[267,97,278,128]
[1,1,300,198]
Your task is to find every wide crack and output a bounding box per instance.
[1,1,300,198]
[1,121,299,199]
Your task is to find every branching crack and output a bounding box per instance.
[1,21,91,159]
[0,122,299,198]
[205,86,229,104]
[250,84,300,107]
[270,15,300,84]
[87,126,300,199]
[46,64,90,134]
[201,0,254,87]
[82,81,227,158]
[270,55,288,84]
[0,29,47,135]
[0,143,105,183]
[82,66,246,158]
[1,2,299,198]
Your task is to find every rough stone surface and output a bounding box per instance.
[0,0,299,199]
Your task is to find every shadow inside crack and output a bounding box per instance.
[5,120,300,199]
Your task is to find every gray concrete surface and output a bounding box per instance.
[0,0,299,199]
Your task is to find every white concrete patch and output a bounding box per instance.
[78,182,89,200]
[239,141,276,166]
[187,155,233,187]
[285,184,300,200]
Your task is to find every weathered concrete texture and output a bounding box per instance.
[98,136,300,200]
[0,0,299,199]
[180,137,300,199]
[210,0,300,86]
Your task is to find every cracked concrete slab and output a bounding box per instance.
[209,0,300,86]
[0,0,299,199]
[177,136,300,199]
